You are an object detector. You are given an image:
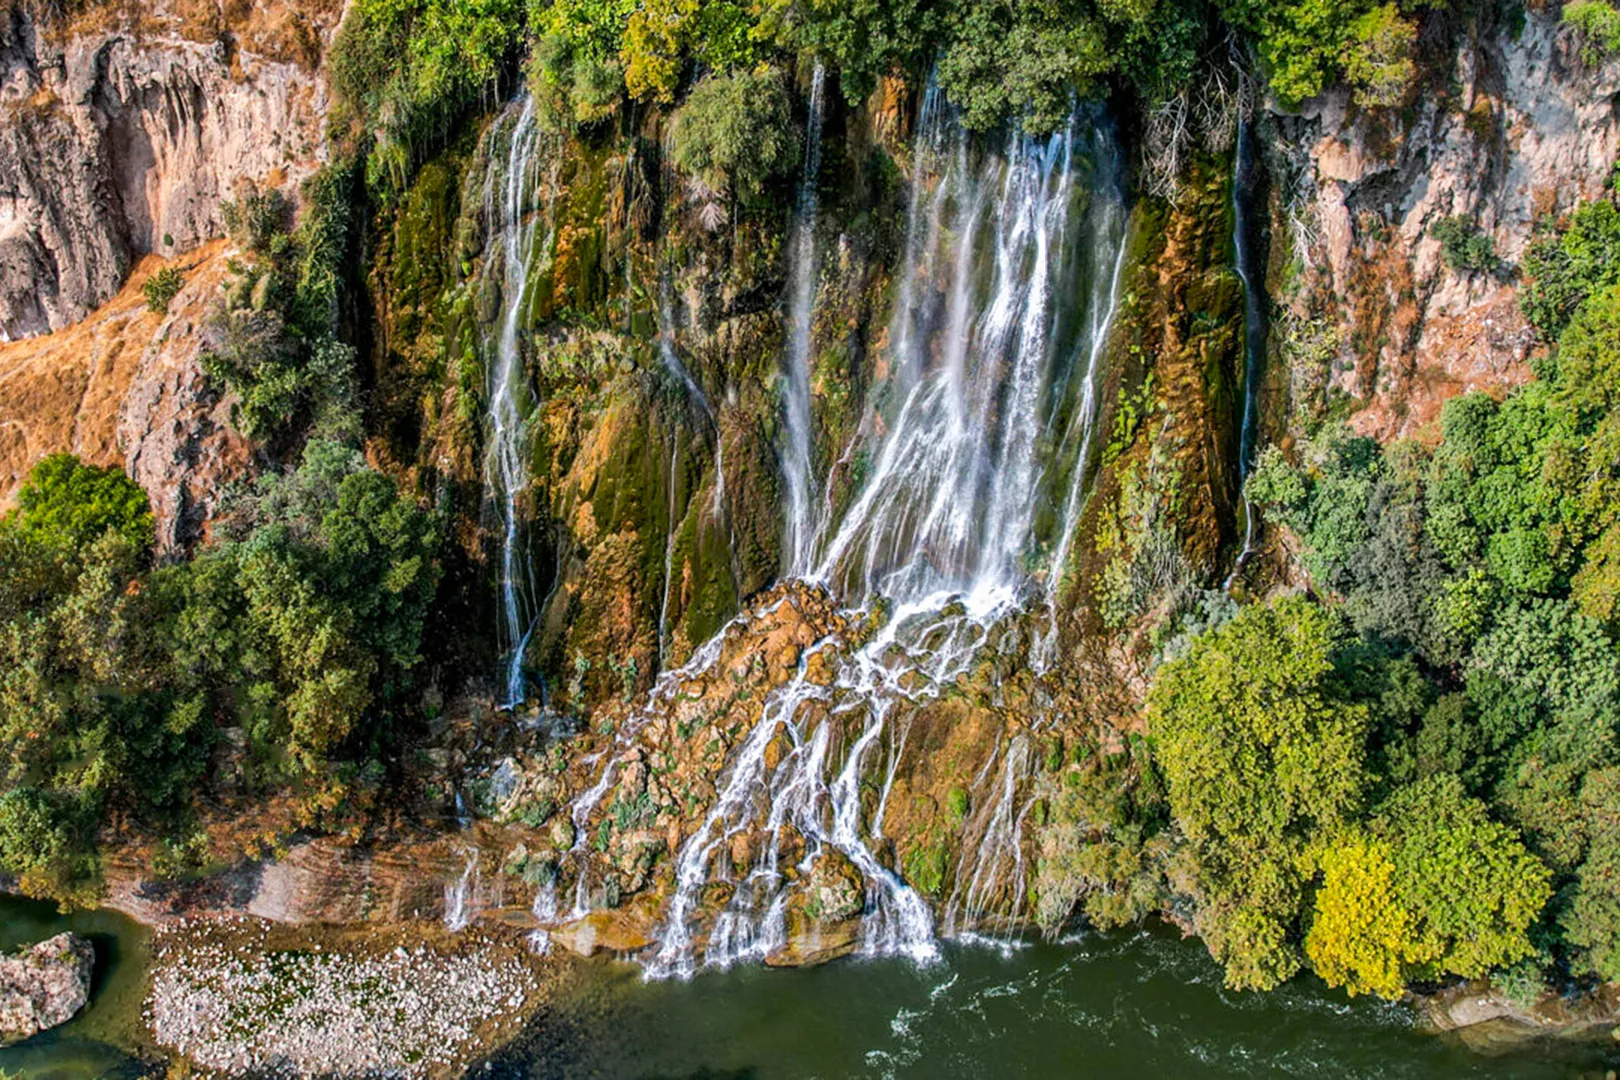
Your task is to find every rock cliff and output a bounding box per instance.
[1273,9,1620,439]
[0,1,333,340]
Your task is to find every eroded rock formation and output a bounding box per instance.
[0,932,93,1045]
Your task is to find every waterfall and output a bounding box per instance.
[551,93,1131,979]
[1227,108,1267,583]
[484,97,548,708]
[632,102,1128,978]
[781,63,828,576]
[815,100,1124,608]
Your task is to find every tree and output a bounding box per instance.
[1375,776,1551,981]
[1148,595,1369,988]
[1305,833,1413,998]
[1307,777,1550,998]
[1520,198,1620,343]
[1342,4,1416,108]
[668,68,800,204]
[12,454,153,554]
[1564,768,1620,980]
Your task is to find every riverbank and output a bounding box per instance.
[146,918,558,1079]
[3,894,1617,1079]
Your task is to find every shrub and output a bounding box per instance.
[1430,216,1498,274]
[1342,4,1416,108]
[1520,198,1620,342]
[1564,0,1620,64]
[13,453,153,553]
[142,266,184,313]
[668,68,799,204]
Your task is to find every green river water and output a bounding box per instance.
[3,894,1615,1079]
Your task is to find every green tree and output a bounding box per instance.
[1342,3,1416,108]
[1520,198,1620,343]
[1564,767,1620,980]
[12,454,153,553]
[1374,775,1551,981]
[1307,777,1550,997]
[1148,595,1369,988]
[668,67,800,204]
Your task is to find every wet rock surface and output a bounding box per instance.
[0,931,94,1046]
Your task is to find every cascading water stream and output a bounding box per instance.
[484,98,547,708]
[554,93,1130,980]
[1226,107,1267,586]
[781,63,828,576]
[444,847,481,932]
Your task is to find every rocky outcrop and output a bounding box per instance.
[0,242,254,553]
[0,931,94,1045]
[1421,979,1620,1052]
[1274,10,1620,438]
[0,3,330,339]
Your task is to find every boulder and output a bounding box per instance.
[0,932,95,1045]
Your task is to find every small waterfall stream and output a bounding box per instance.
[781,63,828,576]
[484,98,548,708]
[1227,107,1267,583]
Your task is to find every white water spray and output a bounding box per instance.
[484,98,548,708]
[781,63,828,576]
[444,847,480,932]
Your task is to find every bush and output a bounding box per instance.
[1520,198,1620,342]
[1564,0,1620,64]
[1342,4,1416,108]
[668,68,799,204]
[1430,216,1498,274]
[331,0,524,184]
[142,266,184,314]
[13,453,153,553]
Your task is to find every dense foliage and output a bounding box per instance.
[0,446,439,907]
[325,0,1454,199]
[1203,189,1620,996]
[202,166,361,446]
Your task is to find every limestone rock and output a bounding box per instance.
[1276,10,1620,439]
[0,243,254,555]
[0,932,95,1045]
[0,6,330,339]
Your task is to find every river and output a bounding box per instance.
[480,927,1612,1079]
[4,896,1612,1078]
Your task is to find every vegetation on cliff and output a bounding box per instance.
[1157,187,1620,998]
[0,445,439,905]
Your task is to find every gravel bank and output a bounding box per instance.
[146,919,551,1078]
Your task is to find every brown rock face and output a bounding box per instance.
[0,242,253,554]
[0,932,94,1046]
[0,4,331,339]
[1277,11,1620,439]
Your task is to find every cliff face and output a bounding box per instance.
[1274,9,1620,440]
[0,0,1616,969]
[0,2,332,340]
[0,242,252,552]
